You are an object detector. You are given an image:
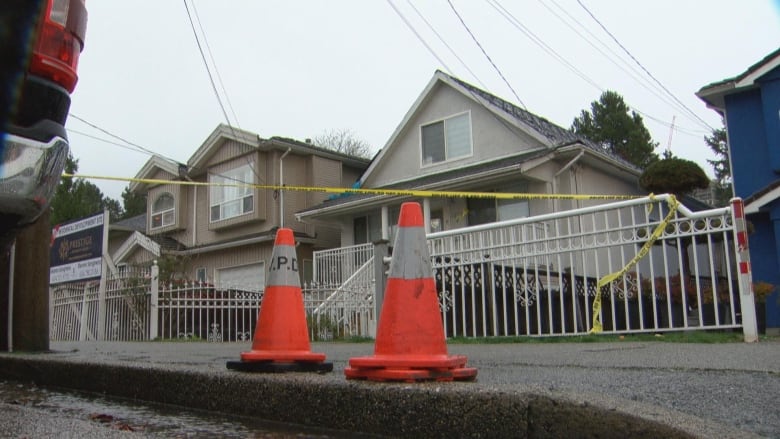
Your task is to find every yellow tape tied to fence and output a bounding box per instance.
[589,195,679,333]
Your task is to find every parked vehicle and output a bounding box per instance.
[0,0,87,249]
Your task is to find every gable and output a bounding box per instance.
[363,81,549,188]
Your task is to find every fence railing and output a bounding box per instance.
[428,195,750,337]
[157,282,263,342]
[50,195,756,342]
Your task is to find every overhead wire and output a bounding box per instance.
[69,113,163,159]
[538,0,695,127]
[487,0,707,139]
[387,0,561,149]
[385,0,455,73]
[182,0,264,184]
[446,0,527,109]
[190,0,241,129]
[404,0,488,90]
[182,0,236,131]
[575,0,715,132]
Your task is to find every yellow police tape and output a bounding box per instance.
[61,173,642,201]
[589,194,679,333]
[62,172,669,334]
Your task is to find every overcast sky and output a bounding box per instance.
[66,1,780,201]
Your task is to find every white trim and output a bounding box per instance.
[112,231,161,263]
[745,185,780,215]
[129,155,180,193]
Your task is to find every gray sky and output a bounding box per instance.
[66,1,780,201]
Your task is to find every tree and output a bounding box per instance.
[705,124,731,206]
[120,186,147,219]
[639,156,710,197]
[572,90,659,169]
[313,128,373,158]
[49,153,123,225]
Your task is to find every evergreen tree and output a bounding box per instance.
[705,125,731,206]
[120,186,147,219]
[50,153,123,225]
[639,155,710,197]
[572,90,659,169]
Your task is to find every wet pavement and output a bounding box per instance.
[0,340,778,438]
[0,379,367,438]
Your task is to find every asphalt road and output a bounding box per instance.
[0,340,778,438]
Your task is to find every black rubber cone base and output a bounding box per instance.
[226,360,333,373]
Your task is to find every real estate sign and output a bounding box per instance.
[50,212,105,284]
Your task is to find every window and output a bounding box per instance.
[210,164,254,222]
[195,267,207,284]
[497,183,530,221]
[151,192,175,229]
[421,112,472,165]
[467,184,530,226]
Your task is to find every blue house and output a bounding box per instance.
[697,48,780,334]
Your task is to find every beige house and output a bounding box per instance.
[110,124,370,288]
[296,71,645,244]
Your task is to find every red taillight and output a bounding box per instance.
[28,0,87,93]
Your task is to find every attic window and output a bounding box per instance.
[151,192,175,229]
[421,112,472,165]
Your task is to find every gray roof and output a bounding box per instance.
[110,214,146,232]
[445,73,582,147]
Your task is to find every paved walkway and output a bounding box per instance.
[1,340,778,438]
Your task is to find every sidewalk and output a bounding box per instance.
[1,340,778,438]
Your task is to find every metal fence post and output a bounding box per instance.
[373,240,390,332]
[149,261,159,341]
[731,198,758,342]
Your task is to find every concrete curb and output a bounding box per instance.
[0,355,758,438]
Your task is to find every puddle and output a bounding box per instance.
[0,380,378,438]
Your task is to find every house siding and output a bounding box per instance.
[364,83,546,188]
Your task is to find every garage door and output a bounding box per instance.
[216,262,264,291]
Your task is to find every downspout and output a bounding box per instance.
[553,151,584,212]
[279,147,291,228]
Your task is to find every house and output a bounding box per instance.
[697,48,780,334]
[296,70,646,246]
[111,124,370,289]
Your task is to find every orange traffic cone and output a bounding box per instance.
[227,228,332,373]
[345,202,477,382]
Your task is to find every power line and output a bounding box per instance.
[446,0,527,109]
[488,1,708,139]
[540,0,709,137]
[575,0,714,132]
[385,0,455,73]
[69,114,163,159]
[182,0,236,131]
[190,0,241,129]
[404,0,488,90]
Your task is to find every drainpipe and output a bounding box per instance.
[279,147,291,228]
[553,151,584,212]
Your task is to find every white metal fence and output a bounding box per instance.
[428,195,749,337]
[50,195,757,342]
[50,266,154,341]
